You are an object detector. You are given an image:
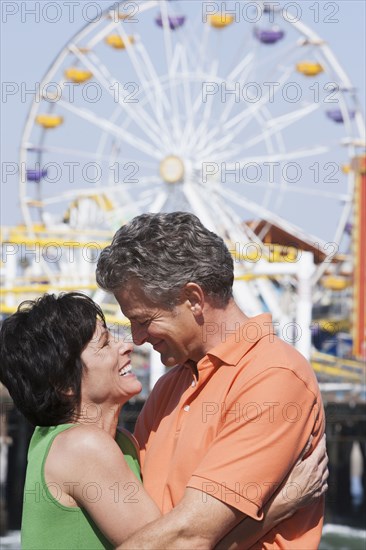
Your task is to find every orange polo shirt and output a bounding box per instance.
[135,314,325,549]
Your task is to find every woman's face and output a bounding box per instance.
[80,320,142,406]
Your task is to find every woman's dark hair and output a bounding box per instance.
[0,292,105,426]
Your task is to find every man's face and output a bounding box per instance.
[114,281,203,367]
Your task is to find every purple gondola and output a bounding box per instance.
[326,109,355,123]
[254,27,284,44]
[26,169,48,182]
[155,14,185,30]
[345,222,353,235]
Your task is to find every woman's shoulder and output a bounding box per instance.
[53,424,119,460]
[46,424,127,488]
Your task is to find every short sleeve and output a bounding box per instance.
[187,366,322,519]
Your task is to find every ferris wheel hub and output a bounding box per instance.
[159,155,185,184]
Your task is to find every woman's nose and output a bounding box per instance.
[118,340,134,354]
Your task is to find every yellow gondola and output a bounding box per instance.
[64,68,93,84]
[107,12,133,20]
[321,276,352,291]
[341,164,352,174]
[208,14,234,28]
[296,61,324,76]
[35,114,64,129]
[105,34,135,49]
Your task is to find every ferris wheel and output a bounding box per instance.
[15,0,365,344]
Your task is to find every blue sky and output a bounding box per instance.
[1,0,365,242]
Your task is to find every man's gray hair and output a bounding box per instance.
[96,212,234,308]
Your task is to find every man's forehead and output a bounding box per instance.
[114,284,155,316]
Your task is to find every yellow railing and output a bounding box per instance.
[311,351,365,383]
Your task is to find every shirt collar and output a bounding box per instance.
[197,313,275,369]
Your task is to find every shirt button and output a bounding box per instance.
[184,405,190,412]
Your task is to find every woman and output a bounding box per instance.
[0,293,327,549]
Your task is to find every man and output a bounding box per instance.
[96,211,326,549]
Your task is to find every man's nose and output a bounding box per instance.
[130,322,147,346]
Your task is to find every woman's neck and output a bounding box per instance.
[76,402,123,438]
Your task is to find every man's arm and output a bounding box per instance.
[216,434,329,550]
[117,435,328,550]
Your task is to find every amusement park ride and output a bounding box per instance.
[1,0,365,393]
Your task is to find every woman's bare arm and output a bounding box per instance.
[46,425,161,547]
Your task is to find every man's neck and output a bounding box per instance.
[199,299,249,356]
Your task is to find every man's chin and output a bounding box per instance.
[161,355,180,368]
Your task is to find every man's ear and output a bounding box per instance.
[182,282,205,317]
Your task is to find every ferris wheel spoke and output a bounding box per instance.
[201,101,322,159]
[201,64,294,149]
[159,0,174,68]
[39,180,160,205]
[107,177,163,191]
[248,38,301,80]
[137,43,175,141]
[207,131,282,163]
[203,186,266,249]
[222,67,294,133]
[266,103,321,131]
[216,186,325,244]
[197,17,211,74]
[111,23,171,136]
[216,53,255,126]
[23,145,160,169]
[220,176,349,202]
[182,61,220,150]
[104,196,158,219]
[311,199,353,284]
[130,176,162,186]
[24,144,112,161]
[208,45,295,146]
[188,76,220,151]
[225,35,296,120]
[88,48,169,142]
[180,73,215,149]
[222,146,330,167]
[55,97,161,159]
[68,46,166,150]
[168,50,185,143]
[180,48,194,128]
[156,1,184,143]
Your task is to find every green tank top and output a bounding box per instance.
[21,423,141,549]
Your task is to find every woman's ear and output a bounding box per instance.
[60,387,75,397]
